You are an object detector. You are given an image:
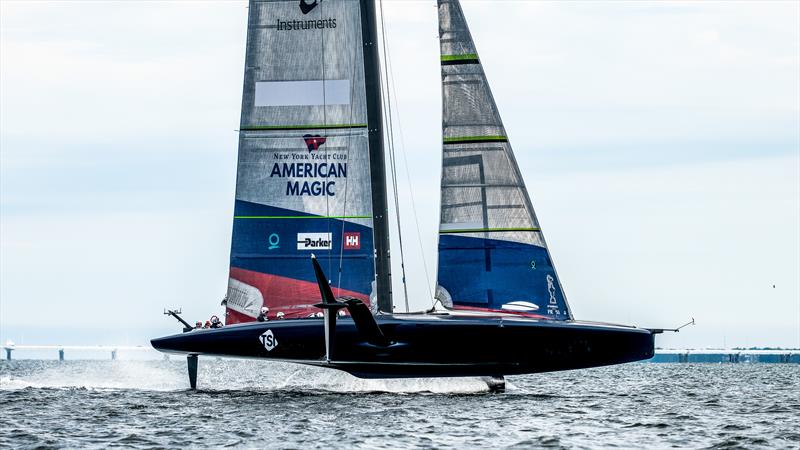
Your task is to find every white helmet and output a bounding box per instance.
[276,311,285,319]
[261,306,269,314]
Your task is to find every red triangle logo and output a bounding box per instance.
[303,134,327,152]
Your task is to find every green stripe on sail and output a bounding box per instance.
[235,215,371,220]
[439,227,541,234]
[241,123,367,131]
[443,135,507,144]
[441,53,479,62]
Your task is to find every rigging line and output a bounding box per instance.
[378,0,409,312]
[319,3,333,280]
[384,36,434,304]
[336,6,359,294]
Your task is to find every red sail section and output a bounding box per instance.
[226,267,369,324]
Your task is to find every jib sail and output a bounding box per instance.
[435,0,572,320]
[226,0,378,323]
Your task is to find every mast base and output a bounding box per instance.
[187,355,198,390]
[482,375,505,393]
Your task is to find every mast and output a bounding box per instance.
[360,0,392,313]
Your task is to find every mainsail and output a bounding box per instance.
[226,0,384,323]
[435,0,572,320]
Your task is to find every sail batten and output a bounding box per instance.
[444,136,507,144]
[435,0,572,320]
[241,124,368,131]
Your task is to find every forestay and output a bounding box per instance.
[435,0,571,320]
[226,0,376,324]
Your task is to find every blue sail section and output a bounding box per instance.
[226,200,375,322]
[231,200,374,290]
[437,235,570,320]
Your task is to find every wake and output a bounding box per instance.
[0,359,512,394]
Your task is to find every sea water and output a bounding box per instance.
[1,360,798,448]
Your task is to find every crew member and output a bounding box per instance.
[203,320,211,329]
[194,321,202,330]
[210,316,223,329]
[276,311,285,320]
[257,306,269,322]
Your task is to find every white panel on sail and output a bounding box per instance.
[439,222,482,232]
[255,80,351,106]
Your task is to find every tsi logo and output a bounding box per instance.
[260,329,278,351]
[343,232,361,250]
[297,233,332,250]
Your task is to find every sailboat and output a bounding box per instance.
[152,0,658,391]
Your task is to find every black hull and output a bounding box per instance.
[151,314,654,378]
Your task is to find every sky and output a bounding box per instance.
[1,0,798,349]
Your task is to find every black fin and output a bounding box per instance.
[311,254,338,306]
[187,355,198,390]
[310,256,390,347]
[340,297,391,347]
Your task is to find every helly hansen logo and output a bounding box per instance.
[297,233,332,250]
[343,232,361,250]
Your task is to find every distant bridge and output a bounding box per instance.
[2,343,798,364]
[650,349,799,364]
[3,343,158,361]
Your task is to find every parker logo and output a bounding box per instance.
[260,329,278,352]
[343,232,361,250]
[299,0,318,14]
[303,134,327,152]
[297,232,333,250]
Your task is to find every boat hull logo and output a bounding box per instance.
[299,0,318,14]
[297,232,333,250]
[260,329,278,351]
